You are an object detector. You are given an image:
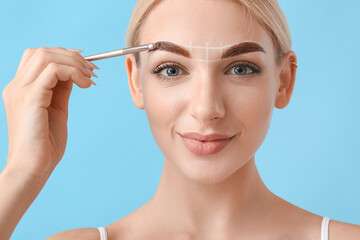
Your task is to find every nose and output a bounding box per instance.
[188,72,225,123]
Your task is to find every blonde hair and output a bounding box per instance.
[125,0,291,65]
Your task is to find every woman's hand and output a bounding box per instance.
[2,47,99,179]
[0,47,99,239]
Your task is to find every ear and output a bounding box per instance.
[275,51,297,109]
[125,54,144,110]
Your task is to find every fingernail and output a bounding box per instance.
[68,49,84,53]
[91,71,98,78]
[85,68,98,78]
[86,60,100,69]
[84,61,94,69]
[90,80,97,86]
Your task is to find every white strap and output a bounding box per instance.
[98,226,108,240]
[321,217,331,240]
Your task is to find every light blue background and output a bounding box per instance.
[0,0,359,239]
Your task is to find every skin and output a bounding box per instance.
[2,0,360,239]
[113,0,309,239]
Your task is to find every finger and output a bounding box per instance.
[67,49,100,69]
[16,47,96,85]
[67,49,84,53]
[15,48,36,77]
[30,63,94,108]
[16,47,64,79]
[50,47,98,75]
[16,47,84,79]
[59,48,100,75]
[64,48,100,69]
[51,80,74,116]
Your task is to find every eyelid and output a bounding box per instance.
[224,61,261,74]
[152,61,188,74]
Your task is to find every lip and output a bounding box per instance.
[179,132,235,141]
[179,132,235,155]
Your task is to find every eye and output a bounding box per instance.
[225,61,261,76]
[151,62,187,81]
[151,61,261,82]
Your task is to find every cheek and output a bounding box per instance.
[142,79,184,150]
[230,80,275,152]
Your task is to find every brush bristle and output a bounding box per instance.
[153,42,162,50]
[148,42,161,52]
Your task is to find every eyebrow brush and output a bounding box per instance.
[83,42,161,61]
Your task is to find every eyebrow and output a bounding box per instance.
[148,41,266,59]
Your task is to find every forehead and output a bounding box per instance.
[139,0,274,54]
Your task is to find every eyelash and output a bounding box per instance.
[151,61,261,81]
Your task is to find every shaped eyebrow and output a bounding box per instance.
[149,41,191,58]
[148,41,266,59]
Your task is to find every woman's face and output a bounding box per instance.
[127,0,289,184]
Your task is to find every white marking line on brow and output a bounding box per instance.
[205,41,209,69]
[154,38,262,50]
[188,58,229,63]
[220,41,223,59]
[189,40,192,55]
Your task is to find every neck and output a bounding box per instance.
[146,155,277,236]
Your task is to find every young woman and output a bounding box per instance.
[1,0,359,239]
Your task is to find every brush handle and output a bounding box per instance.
[83,43,154,61]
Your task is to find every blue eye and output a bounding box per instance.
[151,61,261,82]
[230,66,252,75]
[161,66,182,77]
[152,63,184,76]
[152,62,186,81]
[226,62,261,76]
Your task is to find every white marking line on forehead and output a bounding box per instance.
[189,40,192,55]
[220,41,223,59]
[205,41,210,86]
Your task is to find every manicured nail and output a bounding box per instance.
[85,68,98,78]
[91,71,98,78]
[84,61,94,69]
[90,80,97,86]
[86,60,100,69]
[68,49,84,53]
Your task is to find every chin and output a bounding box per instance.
[168,154,247,185]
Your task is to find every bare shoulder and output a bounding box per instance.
[271,196,360,240]
[330,219,360,240]
[45,227,100,240]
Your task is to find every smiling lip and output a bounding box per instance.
[180,132,234,141]
[179,132,235,155]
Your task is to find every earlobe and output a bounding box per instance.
[275,51,297,109]
[125,54,144,110]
